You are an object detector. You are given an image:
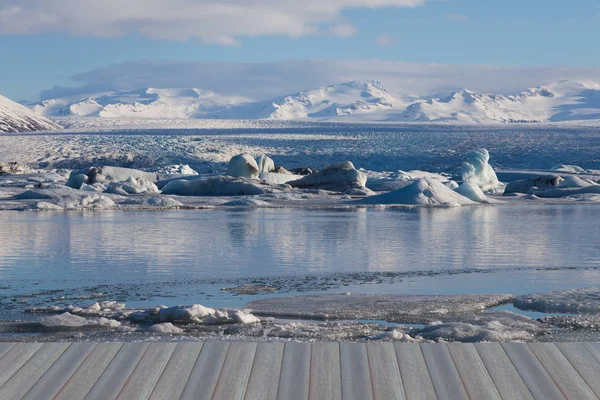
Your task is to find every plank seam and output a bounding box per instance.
[210,342,232,400]
[391,345,408,400]
[468,345,511,400]
[0,343,44,387]
[494,343,536,400]
[7,343,71,400]
[526,343,570,400]
[151,342,203,400]
[583,343,600,364]
[447,344,490,400]
[275,343,288,400]
[554,343,600,400]
[36,343,97,400]
[418,344,440,400]
[0,343,16,363]
[240,343,258,400]
[365,344,377,400]
[338,342,344,400]
[112,343,151,400]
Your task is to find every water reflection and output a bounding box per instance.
[0,205,598,284]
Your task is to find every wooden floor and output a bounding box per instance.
[0,342,599,400]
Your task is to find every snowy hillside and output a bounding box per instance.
[398,80,600,123]
[213,80,407,120]
[0,94,62,133]
[29,79,600,124]
[32,88,250,119]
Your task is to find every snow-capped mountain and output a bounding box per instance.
[32,88,251,119]
[29,79,600,124]
[0,94,62,133]
[212,80,407,120]
[397,80,600,123]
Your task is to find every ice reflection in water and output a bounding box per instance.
[0,205,599,284]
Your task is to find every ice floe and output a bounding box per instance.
[227,154,260,179]
[246,293,514,324]
[40,312,121,328]
[161,176,273,196]
[357,177,474,206]
[290,161,367,192]
[515,287,600,314]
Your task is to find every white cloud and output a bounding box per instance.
[375,34,397,46]
[39,59,600,102]
[447,13,469,22]
[330,24,359,38]
[0,0,425,43]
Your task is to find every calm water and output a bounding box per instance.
[1,205,599,285]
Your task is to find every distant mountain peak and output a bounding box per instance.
[0,93,62,132]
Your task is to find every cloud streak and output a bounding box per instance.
[0,0,425,43]
[39,59,600,102]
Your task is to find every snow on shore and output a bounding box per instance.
[515,287,600,314]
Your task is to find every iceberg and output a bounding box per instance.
[226,154,260,179]
[358,177,475,206]
[461,149,505,194]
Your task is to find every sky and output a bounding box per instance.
[1,0,599,101]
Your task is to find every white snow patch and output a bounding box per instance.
[150,322,184,334]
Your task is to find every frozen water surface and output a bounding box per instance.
[0,205,598,341]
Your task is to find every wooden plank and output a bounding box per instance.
[309,342,341,400]
[447,343,502,400]
[0,343,43,387]
[0,342,70,400]
[245,342,285,400]
[528,343,596,400]
[212,342,257,400]
[54,342,123,400]
[277,342,311,400]
[340,343,374,400]
[85,342,150,400]
[421,343,468,400]
[366,343,405,400]
[393,343,436,400]
[556,342,600,398]
[180,342,230,400]
[584,342,600,363]
[117,343,177,400]
[149,342,204,400]
[0,343,15,360]
[23,342,97,400]
[502,342,565,400]
[474,343,534,400]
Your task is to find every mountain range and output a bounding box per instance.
[5,79,600,130]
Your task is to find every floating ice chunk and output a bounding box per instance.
[290,161,367,192]
[15,188,116,209]
[357,177,475,206]
[150,322,184,334]
[105,176,160,195]
[40,312,120,328]
[551,164,589,174]
[556,175,598,189]
[532,185,600,198]
[256,155,275,173]
[454,182,494,203]
[159,304,216,322]
[504,175,562,194]
[122,196,183,208]
[259,172,301,185]
[222,198,271,207]
[515,287,600,314]
[161,176,268,196]
[231,310,261,324]
[415,312,544,342]
[461,148,505,194]
[66,166,157,189]
[227,154,260,179]
[33,201,63,210]
[153,164,198,178]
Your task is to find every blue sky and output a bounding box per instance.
[1,0,599,101]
